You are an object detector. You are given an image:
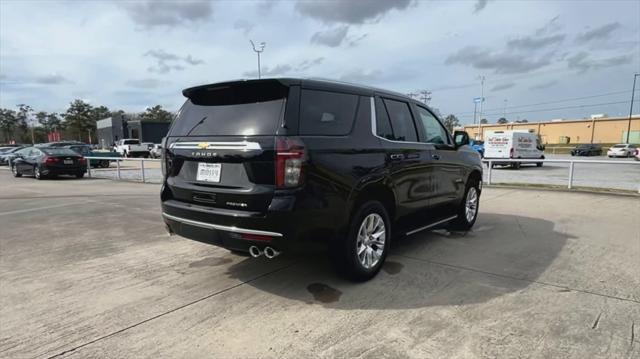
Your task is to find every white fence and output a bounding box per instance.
[85,156,161,183]
[483,158,640,192]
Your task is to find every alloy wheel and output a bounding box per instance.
[465,187,478,223]
[356,213,386,269]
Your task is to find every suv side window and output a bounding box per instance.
[382,99,418,142]
[299,89,358,136]
[374,97,394,140]
[415,106,450,145]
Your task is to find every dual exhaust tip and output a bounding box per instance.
[249,246,280,259]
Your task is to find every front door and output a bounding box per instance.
[413,105,465,212]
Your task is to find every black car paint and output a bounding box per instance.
[161,78,482,253]
[11,147,87,177]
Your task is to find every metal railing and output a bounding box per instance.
[84,156,161,183]
[482,158,640,191]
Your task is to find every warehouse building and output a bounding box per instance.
[96,114,171,149]
[463,115,640,144]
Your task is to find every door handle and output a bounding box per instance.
[389,153,404,160]
[432,154,441,160]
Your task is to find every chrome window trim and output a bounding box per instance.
[369,97,431,146]
[169,141,262,151]
[162,212,283,237]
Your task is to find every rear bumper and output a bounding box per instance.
[161,196,327,253]
[41,165,87,175]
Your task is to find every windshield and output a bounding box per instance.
[69,146,91,155]
[124,140,140,145]
[576,145,590,149]
[612,144,626,148]
[42,148,78,156]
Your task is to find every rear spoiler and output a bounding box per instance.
[182,78,300,99]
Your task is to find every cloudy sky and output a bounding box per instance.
[0,0,638,124]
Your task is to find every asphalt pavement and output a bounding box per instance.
[0,171,638,358]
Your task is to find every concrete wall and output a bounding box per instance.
[463,116,640,144]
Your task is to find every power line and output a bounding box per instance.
[478,99,639,118]
[455,90,636,115]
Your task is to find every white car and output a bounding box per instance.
[607,144,637,158]
[635,148,640,161]
[150,144,163,158]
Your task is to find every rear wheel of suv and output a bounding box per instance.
[449,178,480,231]
[332,201,390,282]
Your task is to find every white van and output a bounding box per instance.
[484,130,545,169]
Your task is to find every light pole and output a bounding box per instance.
[249,40,266,79]
[626,73,639,144]
[503,99,508,119]
[477,75,486,139]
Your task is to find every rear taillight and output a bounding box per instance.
[509,148,514,158]
[44,156,60,164]
[78,157,87,164]
[275,136,306,188]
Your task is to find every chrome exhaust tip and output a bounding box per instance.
[249,246,263,258]
[263,246,280,259]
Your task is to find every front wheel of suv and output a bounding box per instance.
[332,201,390,282]
[448,178,480,231]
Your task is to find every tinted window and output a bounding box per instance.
[170,99,285,136]
[124,140,140,145]
[16,147,32,156]
[374,98,394,140]
[69,146,90,155]
[382,99,417,142]
[42,148,77,156]
[299,90,358,136]
[415,106,449,145]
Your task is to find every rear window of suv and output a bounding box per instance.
[170,82,288,137]
[299,90,358,136]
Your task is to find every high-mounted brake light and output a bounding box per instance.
[275,136,306,188]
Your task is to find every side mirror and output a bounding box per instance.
[453,131,470,148]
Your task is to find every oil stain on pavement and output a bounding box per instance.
[383,261,404,275]
[307,283,342,303]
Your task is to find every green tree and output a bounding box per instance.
[16,104,33,143]
[63,99,95,142]
[497,117,508,124]
[36,111,63,133]
[480,118,488,124]
[91,105,111,122]
[0,108,18,142]
[442,114,460,132]
[139,105,174,122]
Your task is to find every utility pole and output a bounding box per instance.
[249,40,266,79]
[627,73,639,144]
[419,90,432,105]
[503,99,508,119]
[477,75,485,140]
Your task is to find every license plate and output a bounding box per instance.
[64,159,73,165]
[196,163,221,183]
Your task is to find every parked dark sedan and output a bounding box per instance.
[571,144,602,156]
[10,147,87,179]
[0,146,27,165]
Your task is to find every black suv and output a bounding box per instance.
[161,79,482,281]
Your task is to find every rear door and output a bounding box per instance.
[374,96,434,226]
[164,81,293,213]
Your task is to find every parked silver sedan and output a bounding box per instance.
[607,144,637,158]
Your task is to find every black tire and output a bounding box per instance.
[76,172,85,179]
[101,160,110,168]
[536,162,543,167]
[511,162,521,170]
[34,166,44,180]
[331,200,391,282]
[448,177,481,231]
[11,164,22,177]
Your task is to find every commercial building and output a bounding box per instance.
[463,115,640,144]
[96,114,170,149]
